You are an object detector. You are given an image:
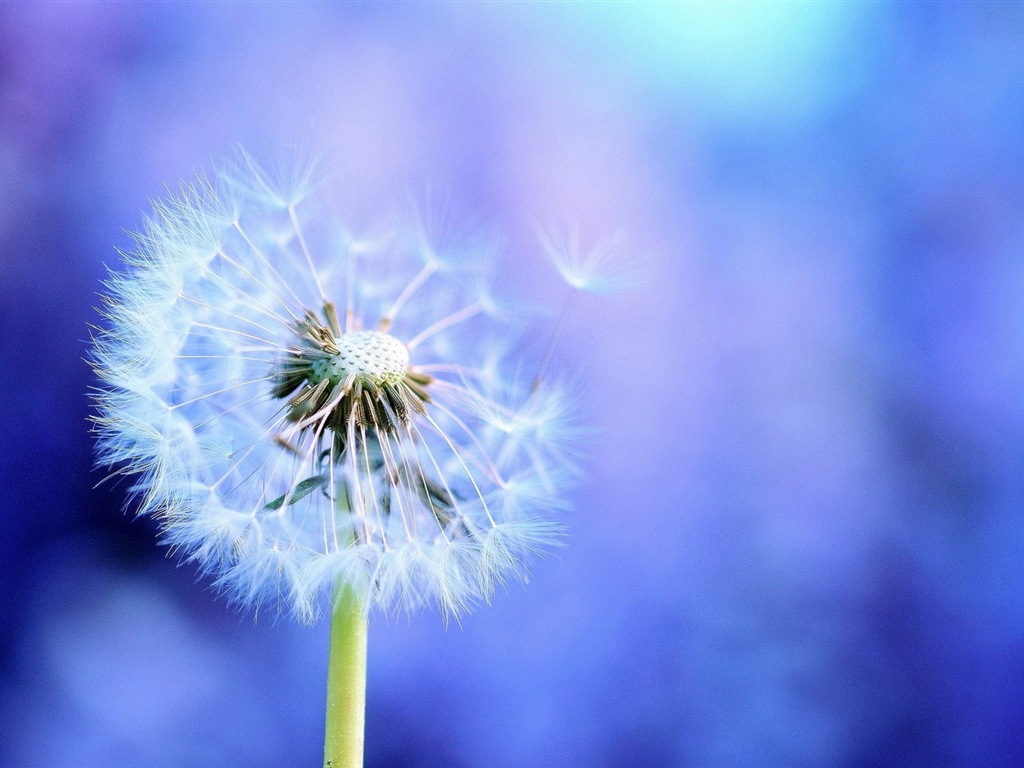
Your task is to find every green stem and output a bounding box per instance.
[323,581,368,768]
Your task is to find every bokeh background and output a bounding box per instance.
[2,3,1023,767]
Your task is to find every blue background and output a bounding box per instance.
[2,3,1023,767]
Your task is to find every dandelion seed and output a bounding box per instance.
[538,225,642,295]
[91,152,577,621]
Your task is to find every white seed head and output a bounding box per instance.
[90,150,580,621]
[310,331,409,387]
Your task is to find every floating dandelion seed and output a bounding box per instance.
[538,225,642,296]
[90,151,578,623]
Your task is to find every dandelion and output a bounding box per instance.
[90,150,579,767]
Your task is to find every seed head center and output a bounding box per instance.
[310,331,409,387]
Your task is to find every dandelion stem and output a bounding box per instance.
[323,580,368,768]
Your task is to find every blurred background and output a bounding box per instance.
[2,2,1023,767]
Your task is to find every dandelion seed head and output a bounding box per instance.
[91,151,580,621]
